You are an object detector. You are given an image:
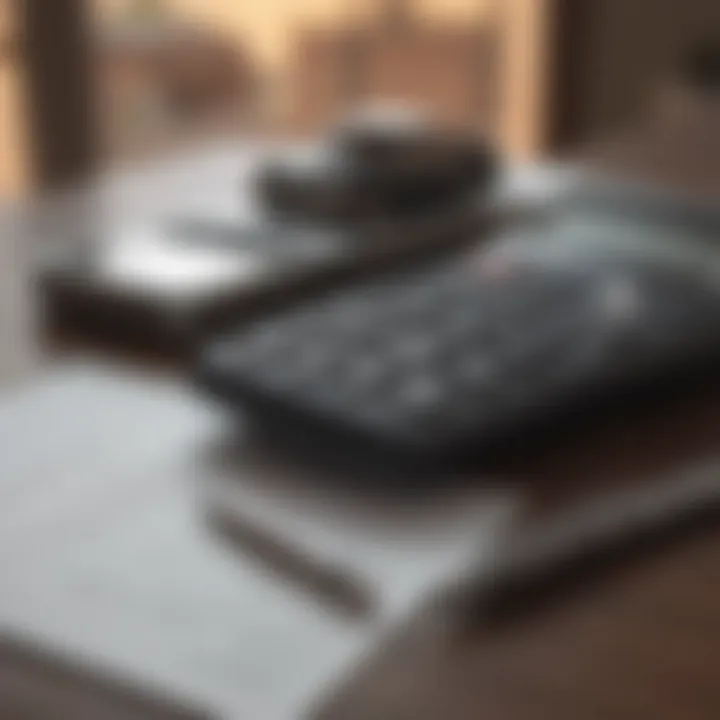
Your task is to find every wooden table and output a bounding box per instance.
[314,402,720,719]
[2,148,720,719]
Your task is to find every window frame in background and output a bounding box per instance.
[14,0,593,196]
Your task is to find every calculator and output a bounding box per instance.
[196,182,720,471]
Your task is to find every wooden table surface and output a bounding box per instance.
[2,146,720,719]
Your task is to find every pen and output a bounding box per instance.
[452,460,720,620]
[207,507,375,620]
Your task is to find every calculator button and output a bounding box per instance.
[454,354,494,387]
[392,334,441,363]
[296,346,336,375]
[443,309,482,338]
[597,274,644,325]
[392,376,448,427]
[344,356,389,390]
[219,328,289,368]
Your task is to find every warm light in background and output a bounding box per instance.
[0,0,554,199]
[97,0,496,71]
[0,0,28,198]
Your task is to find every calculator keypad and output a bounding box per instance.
[207,264,603,439]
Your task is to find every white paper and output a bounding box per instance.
[100,226,264,297]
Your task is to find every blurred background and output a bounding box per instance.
[2,0,718,201]
[0,4,719,717]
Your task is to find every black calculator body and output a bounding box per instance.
[196,182,720,471]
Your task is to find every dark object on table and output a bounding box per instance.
[257,106,497,224]
[196,180,720,472]
[38,111,500,359]
[38,202,492,360]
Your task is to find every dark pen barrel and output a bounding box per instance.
[459,463,720,620]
